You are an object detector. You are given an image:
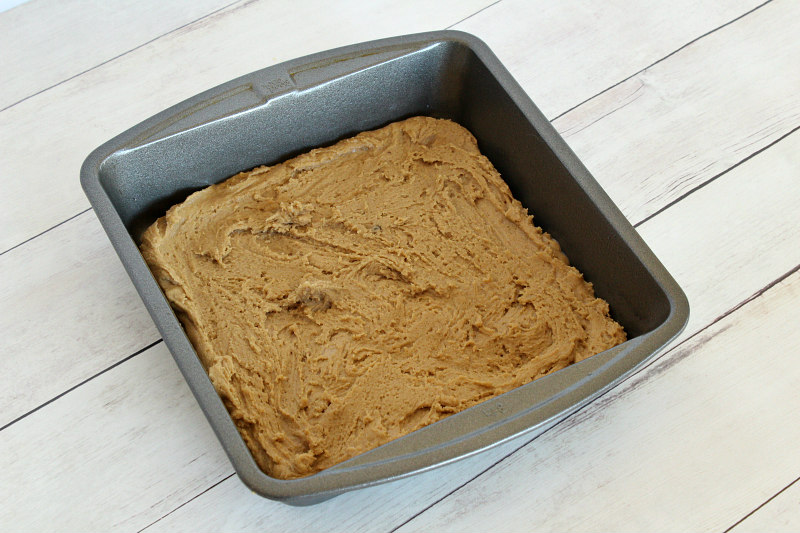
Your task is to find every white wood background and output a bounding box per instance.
[1,0,798,531]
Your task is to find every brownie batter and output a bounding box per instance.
[140,117,626,479]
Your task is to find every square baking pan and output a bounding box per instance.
[81,31,689,505]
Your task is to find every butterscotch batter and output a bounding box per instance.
[140,117,626,479]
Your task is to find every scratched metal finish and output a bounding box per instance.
[80,31,688,505]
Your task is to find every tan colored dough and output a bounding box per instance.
[140,116,626,479]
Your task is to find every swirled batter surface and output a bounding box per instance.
[140,117,626,479]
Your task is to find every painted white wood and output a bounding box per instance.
[456,0,762,118]
[0,326,546,532]
[0,342,232,531]
[636,130,800,352]
[0,0,768,253]
[731,480,800,533]
[4,127,793,532]
[0,0,488,254]
[145,431,542,533]
[0,0,795,432]
[0,0,234,109]
[551,0,800,223]
[121,116,800,533]
[1,0,799,530]
[0,120,786,528]
[396,272,800,532]
[0,212,159,428]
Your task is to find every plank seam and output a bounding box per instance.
[391,259,800,531]
[3,145,796,525]
[3,76,798,518]
[635,124,800,228]
[137,472,235,533]
[723,474,800,532]
[560,81,646,138]
[0,339,162,433]
[0,207,91,257]
[0,0,790,521]
[446,0,503,29]
[0,1,780,257]
[550,0,773,122]
[0,0,242,114]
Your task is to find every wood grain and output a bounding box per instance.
[5,127,795,531]
[636,129,800,348]
[0,213,159,428]
[552,0,800,223]
[396,265,800,533]
[128,119,800,533]
[0,0,234,109]
[0,0,781,433]
[730,478,800,533]
[456,0,763,118]
[0,342,231,531]
[0,0,489,254]
[0,0,768,253]
[145,431,543,533]
[2,0,799,530]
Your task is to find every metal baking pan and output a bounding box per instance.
[81,31,689,505]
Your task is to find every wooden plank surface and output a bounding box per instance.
[456,0,763,118]
[129,116,800,533]
[0,0,786,428]
[731,479,800,533]
[0,0,489,253]
[0,343,231,531]
[396,263,800,532]
[2,0,799,530]
[552,0,800,223]
[0,0,234,109]
[4,126,797,532]
[0,0,764,253]
[0,214,159,428]
[635,130,800,345]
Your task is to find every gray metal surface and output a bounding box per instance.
[80,31,689,505]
